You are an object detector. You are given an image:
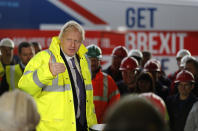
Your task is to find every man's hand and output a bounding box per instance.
[49,56,66,76]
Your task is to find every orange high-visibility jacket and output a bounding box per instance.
[92,70,120,123]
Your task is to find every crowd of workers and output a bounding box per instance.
[0,20,197,131]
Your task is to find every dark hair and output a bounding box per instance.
[186,59,198,74]
[135,71,154,93]
[31,42,40,47]
[31,42,42,49]
[18,42,32,54]
[142,51,152,59]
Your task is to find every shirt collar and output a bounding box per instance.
[60,47,75,61]
[20,61,26,69]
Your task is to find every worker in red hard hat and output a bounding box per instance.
[144,59,161,82]
[168,49,191,95]
[117,57,139,95]
[103,46,128,84]
[144,59,170,100]
[166,70,197,131]
[170,55,196,95]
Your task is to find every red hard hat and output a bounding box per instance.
[144,59,161,72]
[175,70,195,83]
[139,93,166,120]
[112,46,128,58]
[119,57,139,70]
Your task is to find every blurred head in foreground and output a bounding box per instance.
[104,94,168,131]
[0,90,40,131]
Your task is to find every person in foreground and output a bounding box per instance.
[0,90,40,131]
[184,101,198,131]
[18,20,97,131]
[103,94,168,131]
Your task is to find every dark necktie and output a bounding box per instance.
[70,57,86,126]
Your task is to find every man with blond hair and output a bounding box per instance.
[18,21,97,131]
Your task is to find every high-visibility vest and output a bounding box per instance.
[0,62,4,83]
[92,70,120,123]
[18,37,97,131]
[6,64,22,90]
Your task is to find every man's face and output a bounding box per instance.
[112,55,124,70]
[60,29,82,57]
[89,57,100,73]
[122,69,136,85]
[19,47,34,66]
[178,82,193,99]
[0,46,14,65]
[138,79,152,93]
[185,62,197,76]
[148,71,158,82]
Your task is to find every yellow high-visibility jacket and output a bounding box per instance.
[0,61,4,77]
[18,37,97,131]
[0,61,4,83]
[6,64,23,90]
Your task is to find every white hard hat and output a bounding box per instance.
[0,38,14,48]
[176,49,191,59]
[180,55,196,67]
[128,49,143,59]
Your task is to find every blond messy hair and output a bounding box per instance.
[58,20,85,41]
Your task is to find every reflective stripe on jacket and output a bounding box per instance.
[18,36,97,131]
[6,64,22,90]
[92,70,120,123]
